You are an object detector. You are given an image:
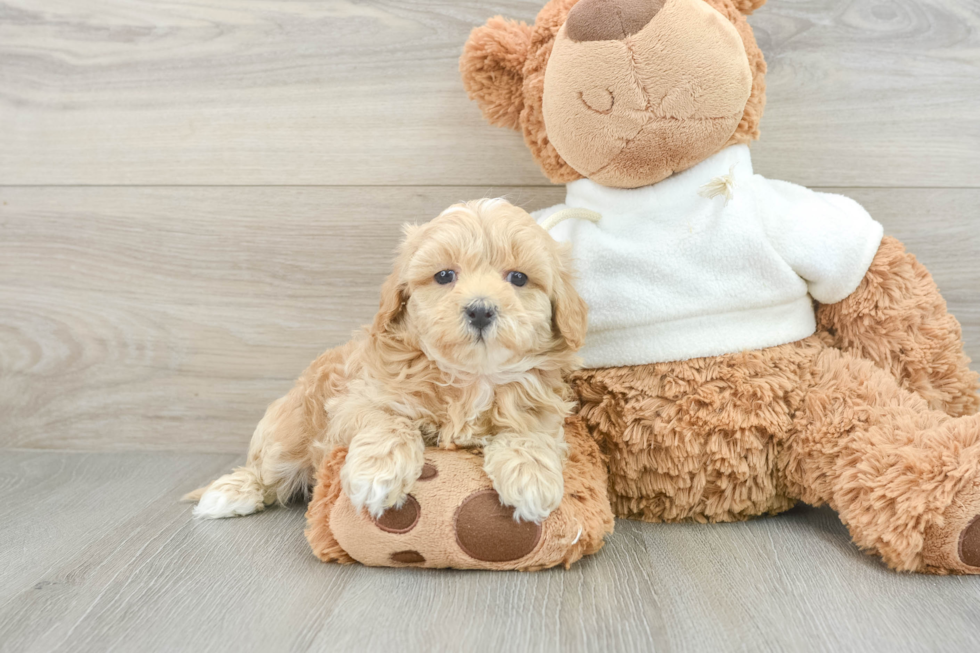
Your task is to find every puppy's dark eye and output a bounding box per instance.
[506,271,528,287]
[434,270,456,285]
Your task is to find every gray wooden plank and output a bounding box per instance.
[1,450,979,653]
[636,508,980,652]
[0,451,237,607]
[1,186,977,452]
[1,0,978,187]
[0,450,354,653]
[749,0,980,189]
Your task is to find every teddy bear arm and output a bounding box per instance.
[304,418,613,570]
[815,235,979,417]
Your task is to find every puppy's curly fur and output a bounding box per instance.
[186,199,588,523]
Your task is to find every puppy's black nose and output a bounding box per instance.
[465,301,496,331]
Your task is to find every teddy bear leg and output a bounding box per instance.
[780,345,980,573]
[816,236,979,417]
[571,353,803,524]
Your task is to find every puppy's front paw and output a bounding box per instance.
[341,437,424,519]
[483,437,565,523]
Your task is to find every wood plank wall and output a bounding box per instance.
[2,0,978,453]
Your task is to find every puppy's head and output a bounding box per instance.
[373,199,587,376]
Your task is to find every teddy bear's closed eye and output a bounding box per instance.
[579,88,615,114]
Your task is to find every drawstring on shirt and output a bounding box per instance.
[540,207,603,232]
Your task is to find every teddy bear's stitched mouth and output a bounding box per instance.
[648,111,743,122]
[583,109,743,179]
[584,113,657,177]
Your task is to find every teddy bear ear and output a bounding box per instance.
[460,17,534,131]
[731,0,767,14]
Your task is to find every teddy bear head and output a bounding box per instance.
[461,0,767,189]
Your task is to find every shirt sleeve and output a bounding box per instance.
[757,178,884,305]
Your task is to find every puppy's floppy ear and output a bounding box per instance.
[552,244,588,351]
[371,269,408,335]
[372,223,418,334]
[460,17,533,131]
[730,0,767,14]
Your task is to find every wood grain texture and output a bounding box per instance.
[2,1,979,649]
[1,450,979,653]
[1,0,978,187]
[1,186,977,452]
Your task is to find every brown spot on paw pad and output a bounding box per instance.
[374,495,420,534]
[454,489,542,562]
[959,515,980,567]
[418,463,438,481]
[390,550,425,564]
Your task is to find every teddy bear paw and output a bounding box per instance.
[921,479,980,574]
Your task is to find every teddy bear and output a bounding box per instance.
[306,415,614,570]
[460,0,980,573]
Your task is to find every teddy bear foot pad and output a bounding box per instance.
[305,417,614,571]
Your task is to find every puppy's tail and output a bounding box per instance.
[181,485,210,503]
[182,467,271,519]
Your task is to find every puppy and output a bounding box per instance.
[186,199,588,523]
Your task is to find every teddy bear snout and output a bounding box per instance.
[566,0,666,42]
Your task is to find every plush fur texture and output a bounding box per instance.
[460,0,767,187]
[460,0,980,573]
[306,416,614,570]
[186,199,590,527]
[571,239,980,572]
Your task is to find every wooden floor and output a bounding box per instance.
[4,450,980,653]
[2,1,979,651]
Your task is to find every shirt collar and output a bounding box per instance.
[564,145,753,216]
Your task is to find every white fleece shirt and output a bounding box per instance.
[534,145,884,368]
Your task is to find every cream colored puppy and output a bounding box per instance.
[186,199,588,523]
